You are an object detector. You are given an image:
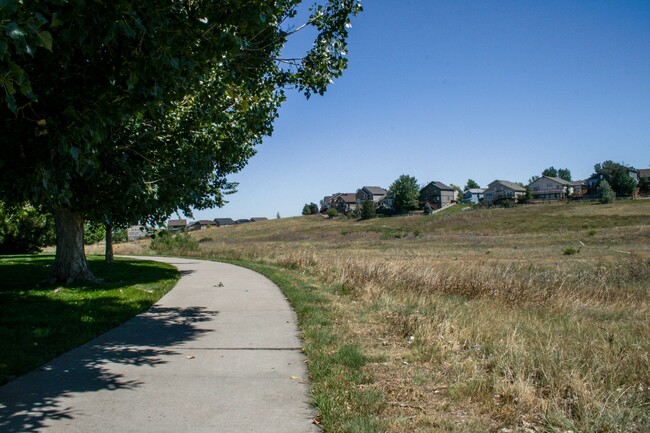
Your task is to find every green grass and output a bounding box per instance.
[0,255,179,385]
[217,259,385,433]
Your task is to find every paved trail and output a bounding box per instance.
[0,257,319,433]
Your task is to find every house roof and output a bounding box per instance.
[190,220,217,226]
[235,219,251,224]
[337,193,357,203]
[465,188,485,194]
[639,168,650,178]
[362,186,387,195]
[545,176,572,186]
[423,181,454,191]
[251,217,268,222]
[168,219,187,227]
[214,218,235,225]
[490,180,526,192]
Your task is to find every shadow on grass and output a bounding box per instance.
[0,255,218,432]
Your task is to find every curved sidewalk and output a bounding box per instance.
[0,257,319,433]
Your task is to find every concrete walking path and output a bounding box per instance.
[0,256,319,433]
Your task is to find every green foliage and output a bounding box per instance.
[540,167,572,181]
[0,202,54,253]
[563,247,579,255]
[389,174,419,213]
[423,203,433,215]
[558,168,572,181]
[302,202,319,215]
[83,221,106,245]
[542,166,559,178]
[594,161,637,197]
[0,1,361,281]
[360,200,376,220]
[464,179,480,191]
[528,175,541,184]
[598,179,616,204]
[150,232,198,254]
[326,207,338,218]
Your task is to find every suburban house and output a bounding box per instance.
[167,219,187,233]
[235,219,251,224]
[483,180,526,204]
[333,193,358,214]
[419,181,455,209]
[127,225,147,241]
[463,188,485,204]
[250,217,268,222]
[188,220,217,231]
[638,169,650,196]
[377,191,394,211]
[528,176,577,200]
[213,218,235,227]
[356,186,387,208]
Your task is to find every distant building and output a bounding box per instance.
[214,218,235,227]
[188,220,217,231]
[463,188,485,204]
[483,180,526,204]
[356,186,387,208]
[419,181,455,209]
[127,225,147,241]
[250,217,268,222]
[167,219,187,234]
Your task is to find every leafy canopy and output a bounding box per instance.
[389,175,420,213]
[0,0,362,227]
[594,161,637,197]
[464,179,480,191]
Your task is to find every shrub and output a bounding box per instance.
[326,208,338,219]
[598,180,616,204]
[563,247,579,255]
[150,232,198,253]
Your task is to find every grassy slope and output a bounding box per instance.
[116,201,650,433]
[0,256,179,385]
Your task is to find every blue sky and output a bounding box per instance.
[189,0,650,221]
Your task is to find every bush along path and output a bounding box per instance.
[0,257,318,433]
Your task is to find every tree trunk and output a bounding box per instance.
[105,222,114,264]
[52,207,95,284]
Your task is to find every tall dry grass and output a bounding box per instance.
[117,202,650,431]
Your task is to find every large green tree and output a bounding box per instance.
[1,1,361,283]
[593,161,637,197]
[389,174,419,214]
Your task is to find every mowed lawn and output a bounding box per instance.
[0,255,179,385]
[123,200,650,433]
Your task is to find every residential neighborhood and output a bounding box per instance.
[313,161,650,218]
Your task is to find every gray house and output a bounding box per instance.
[419,181,455,209]
[188,220,217,231]
[214,218,235,227]
[356,186,387,208]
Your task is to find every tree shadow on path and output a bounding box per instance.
[0,305,218,433]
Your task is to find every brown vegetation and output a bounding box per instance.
[112,201,650,432]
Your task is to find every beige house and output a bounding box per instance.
[528,176,574,200]
[483,180,526,204]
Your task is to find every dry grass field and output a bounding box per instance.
[110,200,650,432]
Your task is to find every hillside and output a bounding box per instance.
[113,200,650,433]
